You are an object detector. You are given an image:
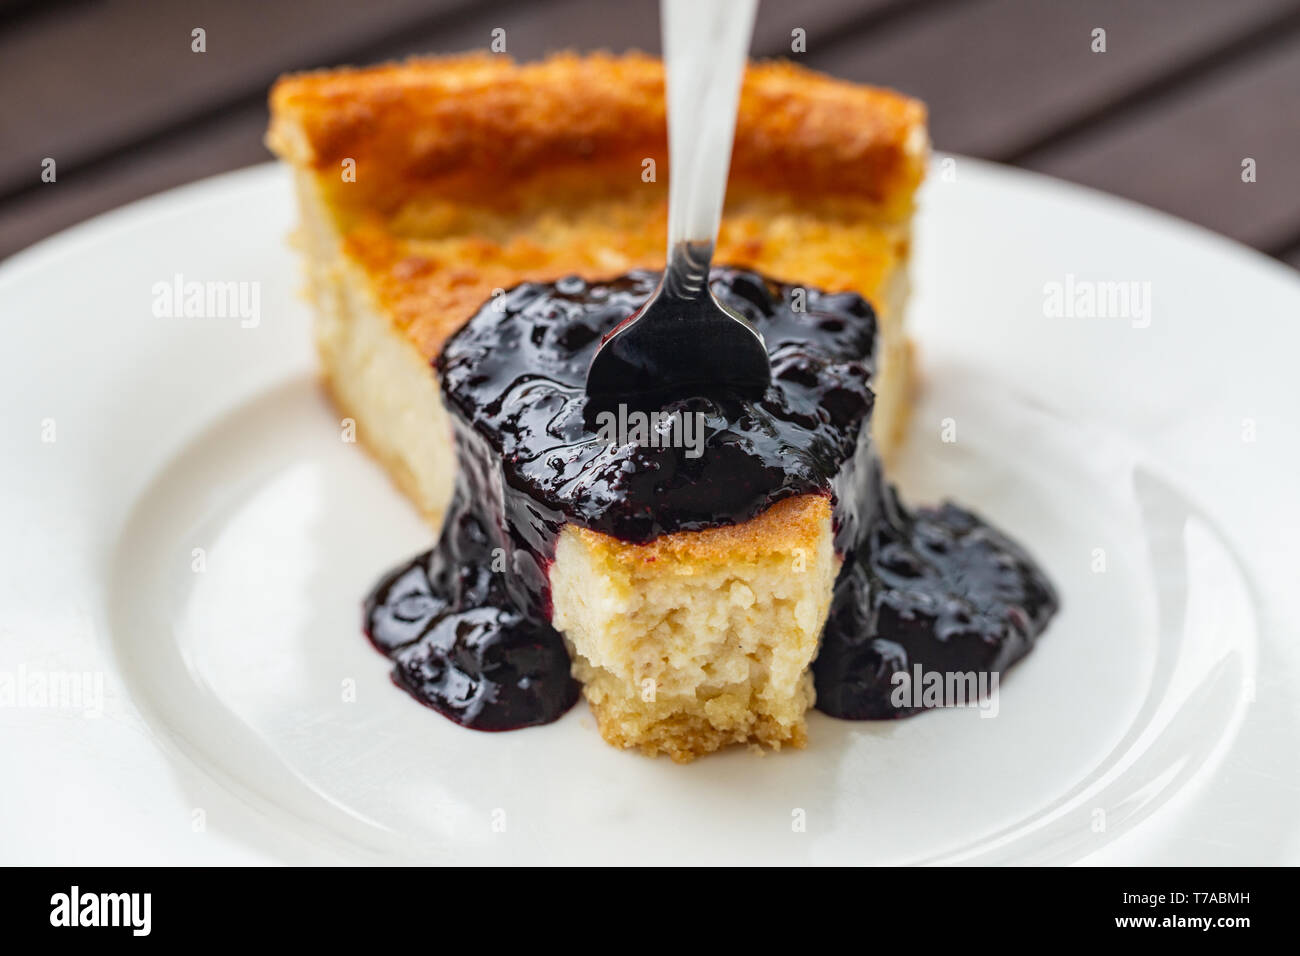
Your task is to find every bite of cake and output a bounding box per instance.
[551,496,837,759]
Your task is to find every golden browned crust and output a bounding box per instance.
[572,494,832,567]
[268,52,926,361]
[588,700,808,764]
[268,51,926,211]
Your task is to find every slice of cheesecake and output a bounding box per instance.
[269,52,929,760]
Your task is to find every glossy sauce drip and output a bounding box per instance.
[365,269,1057,730]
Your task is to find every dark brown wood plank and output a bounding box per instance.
[0,108,269,262]
[1277,230,1300,268]
[286,0,910,64]
[751,0,928,55]
[806,0,1300,160]
[1020,31,1300,253]
[0,0,482,196]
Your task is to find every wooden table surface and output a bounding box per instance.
[2,0,1298,270]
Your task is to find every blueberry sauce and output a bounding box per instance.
[813,486,1058,719]
[364,268,1058,731]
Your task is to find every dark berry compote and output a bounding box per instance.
[365,268,1057,731]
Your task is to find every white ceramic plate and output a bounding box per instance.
[2,159,1297,865]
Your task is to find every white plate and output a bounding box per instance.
[1,159,1297,865]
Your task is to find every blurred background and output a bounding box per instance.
[1,0,1298,267]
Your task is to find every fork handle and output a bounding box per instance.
[661,0,758,262]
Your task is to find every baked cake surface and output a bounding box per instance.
[268,52,930,760]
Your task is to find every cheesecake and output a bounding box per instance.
[267,53,1057,762]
